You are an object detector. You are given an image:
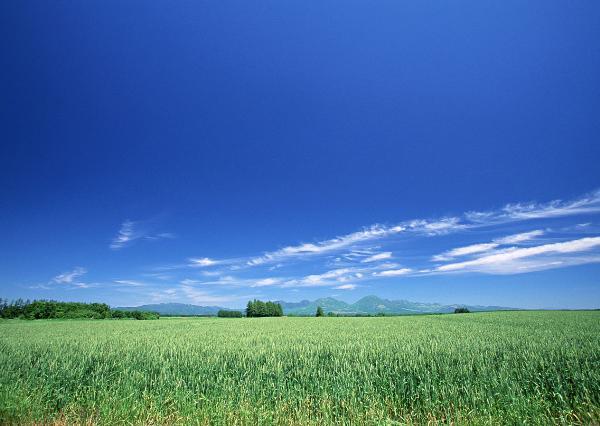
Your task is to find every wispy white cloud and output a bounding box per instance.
[432,230,545,261]
[165,190,599,276]
[183,262,393,291]
[240,199,562,269]
[338,248,381,262]
[69,282,98,289]
[252,278,281,287]
[407,218,465,235]
[138,190,600,299]
[495,230,545,244]
[268,263,284,271]
[110,220,174,250]
[49,267,98,289]
[282,268,360,288]
[335,284,357,290]
[466,190,600,223]
[113,279,147,287]
[53,267,87,284]
[362,252,392,263]
[28,283,52,290]
[247,225,405,266]
[145,233,176,240]
[432,243,498,262]
[436,236,600,274]
[375,262,400,270]
[179,275,262,288]
[180,278,201,285]
[276,263,406,288]
[376,268,412,277]
[189,257,218,267]
[110,221,137,250]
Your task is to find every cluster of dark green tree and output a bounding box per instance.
[454,307,470,313]
[0,299,159,320]
[246,300,283,317]
[217,309,243,318]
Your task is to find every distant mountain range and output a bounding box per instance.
[277,296,514,315]
[116,303,222,316]
[116,296,515,316]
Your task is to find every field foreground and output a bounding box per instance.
[1,311,599,425]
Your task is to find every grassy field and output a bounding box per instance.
[1,311,599,425]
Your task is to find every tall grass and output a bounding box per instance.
[1,311,599,424]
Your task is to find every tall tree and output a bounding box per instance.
[246,300,255,317]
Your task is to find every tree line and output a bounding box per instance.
[0,298,159,320]
[217,309,243,318]
[246,300,283,317]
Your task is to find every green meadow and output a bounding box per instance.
[1,311,599,425]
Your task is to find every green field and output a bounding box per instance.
[1,311,599,425]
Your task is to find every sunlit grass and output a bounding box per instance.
[1,311,599,424]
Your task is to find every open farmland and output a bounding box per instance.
[1,311,599,425]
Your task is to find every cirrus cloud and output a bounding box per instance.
[436,236,600,274]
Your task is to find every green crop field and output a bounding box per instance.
[1,311,599,425]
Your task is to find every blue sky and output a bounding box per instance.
[1,1,599,309]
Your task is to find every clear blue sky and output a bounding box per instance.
[1,1,599,309]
